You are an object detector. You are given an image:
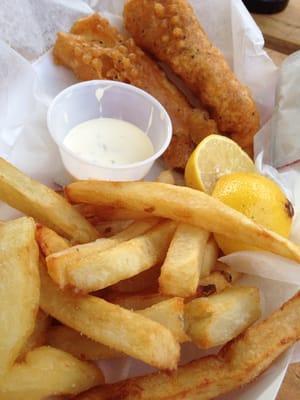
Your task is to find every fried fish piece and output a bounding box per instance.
[124,0,260,151]
[73,290,300,400]
[53,14,218,169]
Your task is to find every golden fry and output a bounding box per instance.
[0,346,104,400]
[36,225,70,257]
[159,223,209,297]
[0,158,98,243]
[47,297,187,361]
[66,181,300,262]
[156,170,176,185]
[0,218,40,377]
[75,203,153,221]
[47,326,122,361]
[39,261,180,370]
[185,287,261,348]
[197,266,241,297]
[47,220,176,292]
[201,237,219,277]
[138,298,188,343]
[46,218,160,288]
[17,310,51,361]
[53,14,218,169]
[124,0,260,151]
[74,291,300,400]
[93,220,133,237]
[38,222,161,295]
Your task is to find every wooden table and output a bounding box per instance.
[251,1,300,398]
[252,0,300,54]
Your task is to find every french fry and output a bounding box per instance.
[197,265,241,297]
[156,170,176,185]
[17,310,51,361]
[47,298,187,360]
[75,203,152,221]
[111,264,160,293]
[47,326,122,360]
[46,218,160,287]
[0,346,104,400]
[0,217,40,377]
[94,220,133,237]
[85,217,159,242]
[138,298,188,343]
[106,264,241,308]
[36,225,70,257]
[47,220,176,292]
[159,223,209,297]
[66,181,300,262]
[106,292,171,310]
[0,158,98,243]
[185,287,261,348]
[47,297,186,360]
[73,291,300,400]
[156,169,185,186]
[201,237,219,278]
[39,260,180,370]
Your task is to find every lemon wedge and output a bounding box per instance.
[184,135,256,194]
[212,172,293,254]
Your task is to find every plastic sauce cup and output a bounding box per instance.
[47,80,172,181]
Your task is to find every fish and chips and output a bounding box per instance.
[0,1,297,399]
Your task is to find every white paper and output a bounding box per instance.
[255,51,300,168]
[221,251,300,286]
[0,1,300,399]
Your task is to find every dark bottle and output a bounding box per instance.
[242,0,289,14]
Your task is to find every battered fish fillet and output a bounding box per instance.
[53,14,218,169]
[74,291,300,400]
[124,0,260,151]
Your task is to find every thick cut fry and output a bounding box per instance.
[197,266,241,297]
[46,218,160,287]
[106,292,171,310]
[76,203,152,221]
[66,181,300,262]
[111,264,160,293]
[38,227,163,296]
[159,223,209,297]
[106,264,240,309]
[36,225,70,257]
[124,0,260,151]
[41,225,160,293]
[201,237,219,278]
[48,220,176,292]
[185,287,261,348]
[17,310,51,361]
[47,326,122,361]
[74,291,300,400]
[138,298,188,343]
[0,346,104,400]
[54,14,218,169]
[0,158,98,243]
[39,261,180,370]
[87,218,160,242]
[94,220,133,237]
[0,217,40,377]
[47,298,187,360]
[156,170,176,185]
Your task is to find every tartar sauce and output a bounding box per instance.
[63,118,154,167]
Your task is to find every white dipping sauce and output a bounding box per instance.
[63,118,154,167]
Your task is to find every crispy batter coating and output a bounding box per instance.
[124,0,260,150]
[53,14,218,169]
[74,291,300,399]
